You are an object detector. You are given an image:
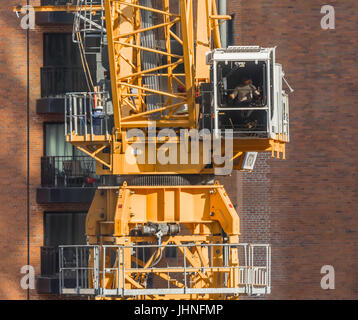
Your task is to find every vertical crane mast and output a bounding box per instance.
[105,0,193,129]
[104,0,222,130]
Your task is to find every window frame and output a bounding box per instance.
[43,211,88,248]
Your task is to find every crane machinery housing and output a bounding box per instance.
[15,0,290,300]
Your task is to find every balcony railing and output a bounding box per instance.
[41,0,76,5]
[39,245,79,293]
[41,0,102,4]
[41,246,59,276]
[41,156,99,188]
[41,66,88,98]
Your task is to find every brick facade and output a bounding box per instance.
[0,0,90,300]
[227,0,358,299]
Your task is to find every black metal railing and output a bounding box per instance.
[41,0,102,5]
[41,0,76,5]
[41,246,82,289]
[41,156,99,187]
[41,66,88,98]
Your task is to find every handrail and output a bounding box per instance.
[58,243,271,297]
[41,155,98,187]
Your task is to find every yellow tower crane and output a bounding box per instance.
[15,0,290,300]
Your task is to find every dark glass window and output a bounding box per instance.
[41,33,96,97]
[42,123,97,187]
[44,123,84,157]
[44,212,87,247]
[41,0,72,6]
[44,33,83,67]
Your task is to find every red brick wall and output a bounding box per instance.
[0,0,32,300]
[0,1,89,300]
[227,0,358,299]
[237,154,271,245]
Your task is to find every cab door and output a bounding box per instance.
[282,92,290,142]
[270,62,285,140]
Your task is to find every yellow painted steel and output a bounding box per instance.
[86,183,239,238]
[68,134,282,175]
[86,183,240,300]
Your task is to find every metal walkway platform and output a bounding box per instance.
[59,243,271,298]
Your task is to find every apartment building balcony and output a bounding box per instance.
[36,0,74,26]
[36,66,88,114]
[37,156,98,203]
[37,246,59,294]
[37,246,81,294]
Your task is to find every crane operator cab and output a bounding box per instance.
[201,46,290,141]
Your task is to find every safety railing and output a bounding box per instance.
[59,243,271,297]
[41,156,98,187]
[73,0,105,54]
[65,92,114,140]
[59,245,100,295]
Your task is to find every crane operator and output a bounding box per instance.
[228,76,262,128]
[229,76,261,104]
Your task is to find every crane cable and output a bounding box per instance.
[148,233,163,268]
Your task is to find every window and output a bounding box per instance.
[44,212,87,247]
[215,60,268,134]
[42,123,98,187]
[41,0,71,6]
[44,123,83,157]
[43,33,92,68]
[41,33,96,97]
[217,60,267,108]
